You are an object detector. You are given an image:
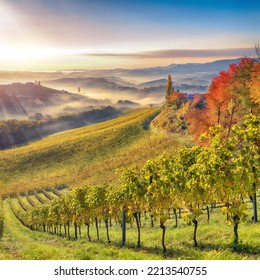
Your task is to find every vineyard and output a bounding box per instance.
[0,107,190,196]
[0,111,259,259]
[1,178,260,260]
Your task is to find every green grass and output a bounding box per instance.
[1,198,259,260]
[0,108,192,196]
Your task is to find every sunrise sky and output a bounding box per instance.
[0,0,259,70]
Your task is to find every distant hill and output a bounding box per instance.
[45,59,243,98]
[0,58,245,114]
[139,79,167,88]
[76,58,242,77]
[0,90,28,119]
[116,100,141,107]
[48,76,135,89]
[0,82,110,120]
[0,106,122,149]
[47,77,120,90]
[46,77,138,95]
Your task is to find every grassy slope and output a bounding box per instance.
[0,108,191,196]
[151,107,188,134]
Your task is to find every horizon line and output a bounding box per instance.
[0,56,255,72]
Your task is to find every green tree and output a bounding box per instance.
[175,146,207,247]
[166,75,174,107]
[143,154,180,253]
[118,167,147,248]
[204,115,259,246]
[86,185,111,244]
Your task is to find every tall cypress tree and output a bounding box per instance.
[166,74,173,106]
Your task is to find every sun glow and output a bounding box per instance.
[0,47,91,70]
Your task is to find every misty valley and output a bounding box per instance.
[0,58,241,149]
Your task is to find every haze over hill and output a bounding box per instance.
[0,82,111,120]
[0,90,28,120]
[0,58,247,120]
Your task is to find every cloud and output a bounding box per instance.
[86,48,256,59]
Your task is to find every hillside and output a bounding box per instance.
[0,108,192,196]
[151,107,189,134]
[0,90,28,119]
[0,106,122,149]
[0,82,109,119]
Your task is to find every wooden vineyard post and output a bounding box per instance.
[121,206,126,246]
[252,166,258,223]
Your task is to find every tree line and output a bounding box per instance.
[0,106,120,149]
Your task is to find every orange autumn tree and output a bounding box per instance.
[249,62,260,106]
[206,69,232,125]
[186,58,258,142]
[168,91,187,109]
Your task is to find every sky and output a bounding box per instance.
[0,0,259,70]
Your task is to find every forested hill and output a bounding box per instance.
[0,106,122,149]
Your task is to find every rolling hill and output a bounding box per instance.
[0,59,245,110]
[0,108,192,196]
[0,82,110,120]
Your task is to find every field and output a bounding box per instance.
[0,107,259,260]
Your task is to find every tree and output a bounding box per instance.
[118,166,147,248]
[59,197,73,239]
[72,187,92,241]
[143,154,180,253]
[165,75,174,107]
[204,115,259,246]
[255,44,260,60]
[169,91,187,110]
[186,58,258,142]
[249,62,260,106]
[86,185,111,244]
[185,108,213,144]
[207,70,232,125]
[70,188,91,240]
[175,146,208,247]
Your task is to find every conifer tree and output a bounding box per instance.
[166,75,174,106]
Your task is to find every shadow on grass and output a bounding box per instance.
[32,230,260,260]
[74,237,198,259]
[196,241,260,256]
